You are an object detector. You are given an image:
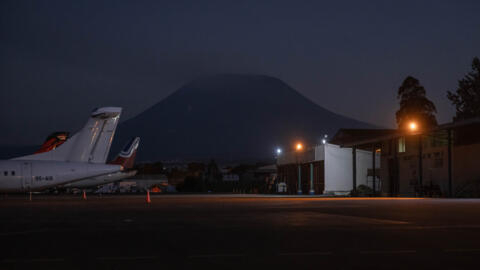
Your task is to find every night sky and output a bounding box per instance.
[1,0,479,145]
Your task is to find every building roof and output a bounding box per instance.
[337,117,480,147]
[255,164,277,173]
[330,129,397,146]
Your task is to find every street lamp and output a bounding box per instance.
[409,121,417,131]
[321,134,328,145]
[295,142,303,195]
[408,121,423,193]
[406,120,423,195]
[296,143,303,151]
[275,147,282,193]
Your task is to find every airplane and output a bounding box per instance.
[18,130,140,191]
[32,133,140,189]
[0,107,124,192]
[61,137,140,189]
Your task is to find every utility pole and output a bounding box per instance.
[418,135,423,188]
[352,146,357,195]
[372,144,376,195]
[448,129,453,197]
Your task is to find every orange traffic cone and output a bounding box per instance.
[146,190,151,204]
[82,190,87,200]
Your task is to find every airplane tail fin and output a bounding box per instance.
[14,107,122,163]
[34,132,69,154]
[109,137,140,169]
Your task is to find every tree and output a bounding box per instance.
[447,57,480,121]
[396,76,437,130]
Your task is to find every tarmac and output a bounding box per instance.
[1,194,480,269]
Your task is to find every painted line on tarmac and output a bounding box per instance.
[360,250,416,254]
[279,250,416,256]
[349,216,411,225]
[97,256,157,261]
[188,253,245,259]
[279,251,332,256]
[444,248,480,253]
[410,225,480,230]
[313,213,411,225]
[2,258,65,263]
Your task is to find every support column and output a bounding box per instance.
[448,129,453,197]
[352,147,357,195]
[309,163,314,195]
[297,164,302,195]
[418,135,423,188]
[393,138,399,196]
[372,144,376,195]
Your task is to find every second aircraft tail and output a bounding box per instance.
[109,137,140,169]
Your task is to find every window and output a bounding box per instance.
[11,171,15,176]
[398,137,406,153]
[429,131,448,148]
[3,171,7,176]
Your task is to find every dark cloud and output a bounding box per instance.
[1,0,479,145]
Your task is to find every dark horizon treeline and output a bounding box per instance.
[135,160,276,193]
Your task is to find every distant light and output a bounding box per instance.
[322,139,326,144]
[276,148,282,155]
[409,122,417,131]
[296,143,303,151]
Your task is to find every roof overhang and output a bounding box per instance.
[340,117,480,148]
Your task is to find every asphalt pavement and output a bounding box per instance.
[1,194,480,269]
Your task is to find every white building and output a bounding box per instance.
[277,143,379,195]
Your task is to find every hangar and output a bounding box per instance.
[276,140,382,195]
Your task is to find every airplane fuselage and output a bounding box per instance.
[0,160,122,192]
[62,170,137,189]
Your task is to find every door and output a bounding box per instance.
[22,162,32,191]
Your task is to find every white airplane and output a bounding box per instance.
[0,107,124,192]
[18,132,140,190]
[61,137,140,189]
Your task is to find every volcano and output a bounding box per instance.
[114,74,375,162]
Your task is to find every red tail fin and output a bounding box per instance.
[109,137,140,169]
[34,132,69,154]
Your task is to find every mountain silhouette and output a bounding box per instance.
[114,74,375,162]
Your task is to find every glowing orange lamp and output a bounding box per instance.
[409,122,417,131]
[296,143,303,151]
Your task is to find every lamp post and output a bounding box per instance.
[296,143,303,195]
[447,129,452,197]
[275,147,282,193]
[408,121,423,195]
[309,163,314,195]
